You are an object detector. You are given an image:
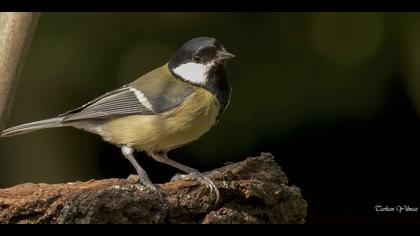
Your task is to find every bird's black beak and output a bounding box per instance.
[216,50,235,61]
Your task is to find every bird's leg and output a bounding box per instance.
[121,146,162,202]
[149,151,220,204]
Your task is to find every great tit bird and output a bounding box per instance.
[1,37,234,203]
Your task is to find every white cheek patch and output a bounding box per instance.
[173,62,212,85]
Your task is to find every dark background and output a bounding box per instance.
[1,13,419,223]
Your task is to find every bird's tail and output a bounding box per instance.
[1,117,65,137]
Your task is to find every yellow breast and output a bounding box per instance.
[101,88,220,152]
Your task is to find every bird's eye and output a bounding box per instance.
[193,56,203,63]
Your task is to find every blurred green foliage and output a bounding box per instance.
[0,13,418,187]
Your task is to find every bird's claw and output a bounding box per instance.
[143,183,163,203]
[171,172,220,204]
[127,175,163,204]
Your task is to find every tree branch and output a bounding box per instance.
[0,153,307,224]
[0,12,40,130]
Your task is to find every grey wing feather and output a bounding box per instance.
[61,86,154,122]
[58,68,196,123]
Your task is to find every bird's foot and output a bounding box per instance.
[127,174,163,204]
[171,172,220,204]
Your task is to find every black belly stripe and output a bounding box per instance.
[205,63,232,121]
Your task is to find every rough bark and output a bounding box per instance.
[0,12,40,130]
[0,153,307,224]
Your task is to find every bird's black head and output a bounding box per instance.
[168,37,235,86]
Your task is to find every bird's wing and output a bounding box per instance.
[61,65,196,123]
